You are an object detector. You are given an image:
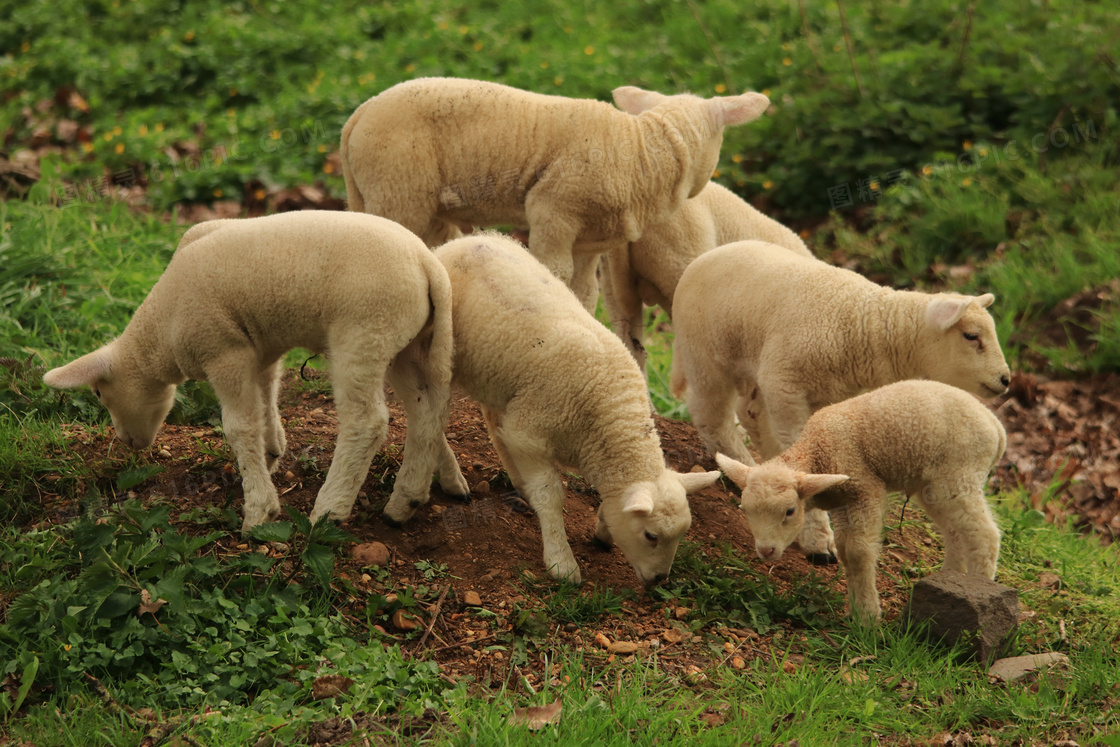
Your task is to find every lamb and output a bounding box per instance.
[380,232,720,587]
[600,181,812,373]
[43,211,470,533]
[670,240,1011,563]
[715,379,1007,623]
[339,77,770,311]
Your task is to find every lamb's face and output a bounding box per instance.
[598,470,718,588]
[738,470,806,561]
[924,293,1011,398]
[94,373,177,450]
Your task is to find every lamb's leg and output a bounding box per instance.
[207,354,281,533]
[685,368,755,465]
[485,407,580,584]
[570,251,602,315]
[261,360,287,473]
[525,203,579,289]
[917,483,1001,579]
[831,497,883,623]
[601,245,648,374]
[308,352,390,525]
[381,344,470,524]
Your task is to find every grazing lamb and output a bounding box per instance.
[382,233,720,587]
[600,181,812,373]
[43,212,469,533]
[715,380,1007,622]
[671,240,1011,563]
[340,77,770,310]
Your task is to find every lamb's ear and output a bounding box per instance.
[622,486,655,516]
[710,92,769,127]
[42,344,115,389]
[925,295,975,331]
[677,469,721,494]
[795,473,849,499]
[975,292,995,309]
[612,86,665,115]
[714,453,753,489]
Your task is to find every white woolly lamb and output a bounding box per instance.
[43,211,469,533]
[381,232,720,587]
[340,77,769,310]
[600,181,811,373]
[716,379,1007,623]
[671,240,1011,562]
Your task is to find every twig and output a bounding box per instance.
[686,0,734,94]
[417,585,450,647]
[1038,104,1070,174]
[1058,619,1068,643]
[835,0,865,99]
[797,0,824,76]
[431,633,496,654]
[951,0,978,78]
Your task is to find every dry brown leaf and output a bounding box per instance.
[508,698,562,730]
[138,588,168,616]
[312,674,355,700]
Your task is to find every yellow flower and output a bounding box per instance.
[81,142,94,153]
[712,169,721,178]
[781,42,791,51]
[731,153,742,163]
[799,229,811,239]
[763,180,773,189]
[64,644,72,651]
[736,179,745,187]
[584,45,594,55]
[540,61,549,69]
[979,148,988,156]
[761,88,771,97]
[138,124,148,136]
[227,108,235,117]
[715,83,726,94]
[405,63,416,73]
[184,30,194,42]
[317,144,327,153]
[963,140,972,150]
[254,188,267,200]
[922,165,933,175]
[354,49,366,60]
[214,154,222,166]
[474,41,484,51]
[114,143,124,154]
[103,132,113,141]
[213,189,223,198]
[155,123,164,132]
[270,130,281,140]
[21,42,30,53]
[870,180,879,191]
[459,25,469,34]
[962,177,972,187]
[439,20,449,30]
[833,43,842,52]
[554,76,564,86]
[782,57,792,66]
[324,163,335,174]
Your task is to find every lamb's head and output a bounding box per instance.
[922,293,1011,398]
[612,86,769,199]
[715,454,849,561]
[43,342,176,449]
[595,469,719,588]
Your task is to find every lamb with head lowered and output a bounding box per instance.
[716,379,1007,623]
[340,77,769,310]
[670,240,1010,563]
[600,181,811,374]
[380,232,719,587]
[43,211,469,534]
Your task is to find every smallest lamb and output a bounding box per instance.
[716,380,1006,623]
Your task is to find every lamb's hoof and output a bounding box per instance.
[591,535,613,552]
[807,552,839,566]
[380,512,405,529]
[443,490,471,503]
[500,491,534,515]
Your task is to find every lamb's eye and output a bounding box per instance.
[784,508,795,518]
[91,386,101,399]
[644,530,658,543]
[963,332,979,342]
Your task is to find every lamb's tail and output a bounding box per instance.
[423,252,456,395]
[339,107,365,214]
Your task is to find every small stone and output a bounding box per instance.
[463,590,482,606]
[352,542,390,567]
[782,660,798,674]
[223,463,236,475]
[608,641,639,655]
[907,570,1019,662]
[674,606,690,620]
[158,448,172,459]
[284,470,295,480]
[392,609,421,631]
[723,642,735,653]
[432,504,445,515]
[1037,571,1061,589]
[689,464,706,473]
[662,628,684,644]
[475,480,491,494]
[594,632,612,649]
[731,656,745,670]
[493,651,504,660]
[988,652,1070,684]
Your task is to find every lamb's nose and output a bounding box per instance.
[1000,374,1010,387]
[759,546,775,559]
[645,573,668,588]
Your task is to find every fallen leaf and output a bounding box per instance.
[312,674,355,700]
[508,698,562,730]
[138,588,168,616]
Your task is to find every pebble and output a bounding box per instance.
[674,606,690,620]
[608,641,639,655]
[158,448,172,459]
[352,542,390,567]
[474,480,491,494]
[392,609,421,631]
[731,656,746,670]
[594,632,612,649]
[463,590,482,606]
[284,471,295,480]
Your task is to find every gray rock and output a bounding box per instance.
[988,652,1070,683]
[906,570,1019,662]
